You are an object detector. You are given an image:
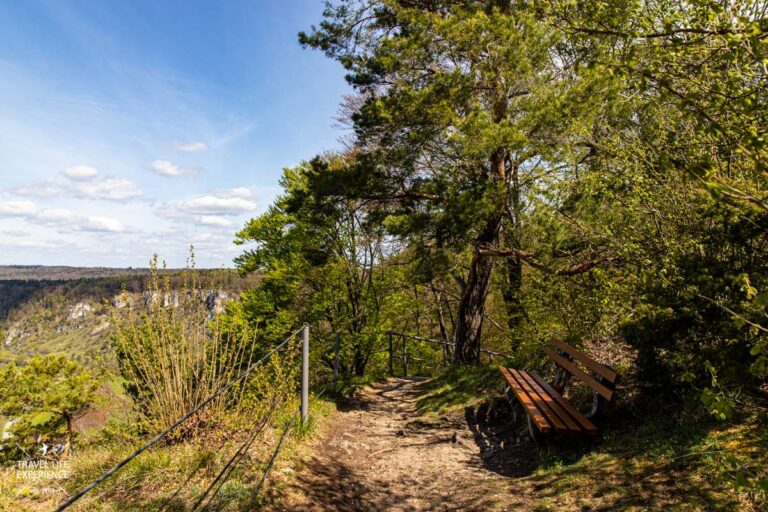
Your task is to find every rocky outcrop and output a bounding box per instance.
[142,291,161,308]
[163,292,180,309]
[205,290,231,316]
[4,327,28,347]
[68,302,95,320]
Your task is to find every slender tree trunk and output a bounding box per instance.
[454,216,501,364]
[502,162,524,330]
[353,347,366,376]
[63,413,73,460]
[502,254,525,329]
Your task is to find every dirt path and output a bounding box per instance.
[271,378,534,511]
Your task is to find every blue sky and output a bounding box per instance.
[0,0,349,268]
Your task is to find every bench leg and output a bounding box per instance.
[502,385,522,425]
[527,415,542,444]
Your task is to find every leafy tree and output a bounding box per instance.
[0,354,99,456]
[542,0,768,393]
[301,0,616,362]
[235,157,395,377]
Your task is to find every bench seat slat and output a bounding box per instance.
[529,371,598,434]
[507,368,570,432]
[544,348,615,401]
[516,370,583,432]
[500,368,552,433]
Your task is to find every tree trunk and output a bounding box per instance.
[454,55,509,364]
[502,160,524,330]
[454,217,500,364]
[502,254,525,330]
[63,413,73,460]
[353,345,366,376]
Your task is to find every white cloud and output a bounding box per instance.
[12,178,64,197]
[150,160,196,177]
[0,200,39,216]
[198,215,235,228]
[1,230,29,237]
[0,239,60,249]
[81,216,124,232]
[75,178,143,201]
[173,141,207,153]
[36,208,78,224]
[0,200,126,233]
[63,165,98,181]
[215,187,252,199]
[177,195,257,215]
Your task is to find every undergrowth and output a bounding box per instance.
[412,364,768,511]
[0,395,333,511]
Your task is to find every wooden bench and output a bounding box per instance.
[499,338,619,437]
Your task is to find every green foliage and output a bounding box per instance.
[111,256,260,436]
[233,157,400,381]
[416,365,501,415]
[0,353,99,450]
[286,0,768,392]
[299,0,623,362]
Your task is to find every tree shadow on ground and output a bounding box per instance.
[335,378,424,412]
[460,386,751,510]
[264,454,506,511]
[463,398,540,477]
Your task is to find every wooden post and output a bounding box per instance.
[301,324,309,424]
[388,333,394,375]
[332,332,340,392]
[401,335,407,377]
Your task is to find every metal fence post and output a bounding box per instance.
[332,332,340,392]
[301,324,309,424]
[401,335,407,377]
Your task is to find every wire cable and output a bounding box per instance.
[53,328,304,512]
[190,388,290,511]
[203,387,328,510]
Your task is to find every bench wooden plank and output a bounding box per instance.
[508,369,571,432]
[529,370,598,434]
[499,368,552,433]
[545,348,615,401]
[551,338,618,383]
[516,370,583,432]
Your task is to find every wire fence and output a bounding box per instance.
[54,326,505,510]
[383,331,513,377]
[54,326,309,512]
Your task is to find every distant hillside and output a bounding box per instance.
[0,266,259,365]
[0,265,167,281]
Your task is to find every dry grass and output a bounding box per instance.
[0,396,331,512]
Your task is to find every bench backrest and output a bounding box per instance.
[544,338,618,402]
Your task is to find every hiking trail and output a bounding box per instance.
[271,377,536,511]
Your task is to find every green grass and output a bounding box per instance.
[524,410,767,511]
[0,394,338,512]
[416,364,501,415]
[411,364,768,511]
